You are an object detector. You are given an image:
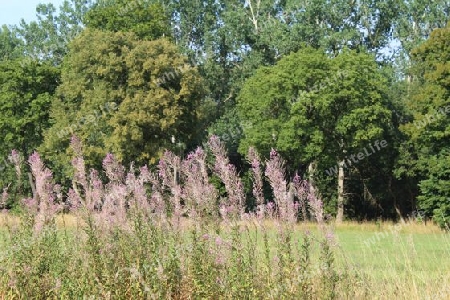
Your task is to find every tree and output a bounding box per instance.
[394,0,450,57]
[237,47,393,222]
[399,24,450,228]
[0,59,59,158]
[13,0,93,65]
[164,0,406,165]
[0,59,60,199]
[0,25,23,61]
[39,29,206,182]
[85,0,171,40]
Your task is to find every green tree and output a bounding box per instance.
[166,0,405,164]
[395,0,450,57]
[0,59,60,201]
[39,29,206,182]
[237,47,393,222]
[0,25,23,61]
[85,0,171,40]
[399,24,450,228]
[13,0,92,65]
[0,0,90,202]
[0,59,59,158]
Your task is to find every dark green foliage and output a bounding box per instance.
[0,60,59,201]
[237,47,394,218]
[400,24,450,228]
[0,60,59,155]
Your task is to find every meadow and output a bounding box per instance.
[333,222,450,299]
[0,215,448,299]
[0,136,448,299]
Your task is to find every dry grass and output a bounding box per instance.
[0,212,82,229]
[333,220,443,234]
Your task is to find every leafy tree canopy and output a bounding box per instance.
[85,0,171,40]
[0,59,60,157]
[0,59,60,199]
[399,23,450,227]
[237,47,393,219]
[237,47,392,166]
[39,28,206,182]
[0,25,23,61]
[13,0,92,65]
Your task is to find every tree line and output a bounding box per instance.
[0,0,449,226]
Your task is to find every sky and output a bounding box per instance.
[0,0,66,26]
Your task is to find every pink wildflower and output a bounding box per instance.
[248,147,265,217]
[102,153,125,183]
[208,136,245,220]
[265,149,297,223]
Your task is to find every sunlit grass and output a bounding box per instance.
[333,221,450,299]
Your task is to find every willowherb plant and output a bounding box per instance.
[265,149,297,223]
[102,152,125,183]
[147,166,167,222]
[101,153,130,230]
[159,151,181,187]
[159,150,182,221]
[69,137,129,232]
[208,135,245,220]
[69,137,104,223]
[70,136,86,182]
[102,180,128,229]
[180,147,218,222]
[9,150,23,191]
[25,151,62,233]
[248,147,265,218]
[9,149,22,176]
[87,169,104,211]
[0,136,351,299]
[1,185,8,209]
[293,173,323,224]
[67,188,82,213]
[69,136,89,210]
[125,165,152,216]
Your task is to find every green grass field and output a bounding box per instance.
[332,222,450,299]
[255,220,450,299]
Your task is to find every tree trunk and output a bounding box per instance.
[336,160,345,223]
[29,172,37,202]
[388,176,405,224]
[306,162,319,221]
[308,162,316,195]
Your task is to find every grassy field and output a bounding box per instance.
[331,222,450,299]
[1,214,448,299]
[224,220,450,299]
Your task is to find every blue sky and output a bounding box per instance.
[0,0,66,26]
